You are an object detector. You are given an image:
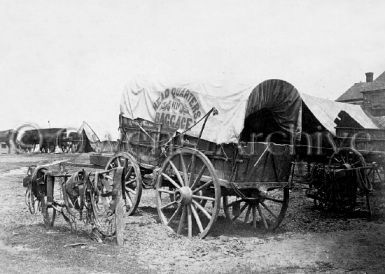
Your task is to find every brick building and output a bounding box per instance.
[336,71,385,117]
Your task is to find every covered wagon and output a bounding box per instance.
[89,78,384,238]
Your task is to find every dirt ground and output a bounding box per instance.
[1,153,385,273]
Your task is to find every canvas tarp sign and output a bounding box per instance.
[120,80,252,144]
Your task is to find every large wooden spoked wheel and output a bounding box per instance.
[223,186,289,231]
[90,170,122,237]
[328,147,366,211]
[32,167,56,228]
[105,153,142,215]
[156,148,221,238]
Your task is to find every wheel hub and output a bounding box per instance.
[175,186,193,205]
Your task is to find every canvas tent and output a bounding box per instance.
[120,79,379,145]
[76,121,100,152]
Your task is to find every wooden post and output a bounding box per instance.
[113,167,124,246]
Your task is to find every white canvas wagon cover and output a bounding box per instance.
[120,78,378,144]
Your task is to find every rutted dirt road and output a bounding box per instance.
[1,153,385,273]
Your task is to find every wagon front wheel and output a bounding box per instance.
[105,153,142,215]
[156,148,221,238]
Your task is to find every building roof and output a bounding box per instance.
[375,71,385,82]
[336,71,385,102]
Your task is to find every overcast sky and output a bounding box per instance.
[1,0,384,139]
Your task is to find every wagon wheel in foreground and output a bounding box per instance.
[90,168,126,237]
[105,153,142,215]
[25,184,39,214]
[328,147,366,212]
[25,167,40,214]
[90,173,115,237]
[31,167,55,228]
[223,185,289,231]
[156,148,221,238]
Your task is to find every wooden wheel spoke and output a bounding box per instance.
[232,203,248,222]
[127,188,136,195]
[177,206,187,234]
[192,195,215,202]
[125,178,136,185]
[192,180,212,194]
[167,204,182,225]
[244,205,252,223]
[188,152,196,186]
[190,166,207,190]
[192,200,212,220]
[187,205,192,238]
[351,160,362,167]
[190,204,203,233]
[161,172,181,189]
[161,200,177,210]
[341,155,347,164]
[252,205,257,228]
[125,166,133,180]
[257,203,269,229]
[158,188,175,195]
[115,158,122,167]
[179,154,189,184]
[169,161,184,186]
[260,201,278,219]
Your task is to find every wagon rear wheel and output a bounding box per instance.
[156,148,221,238]
[328,147,366,212]
[105,153,142,215]
[223,186,289,231]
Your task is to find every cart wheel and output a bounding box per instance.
[328,148,366,211]
[223,186,289,231]
[329,148,366,169]
[25,184,39,214]
[41,196,56,228]
[105,153,142,215]
[90,172,117,237]
[156,148,221,238]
